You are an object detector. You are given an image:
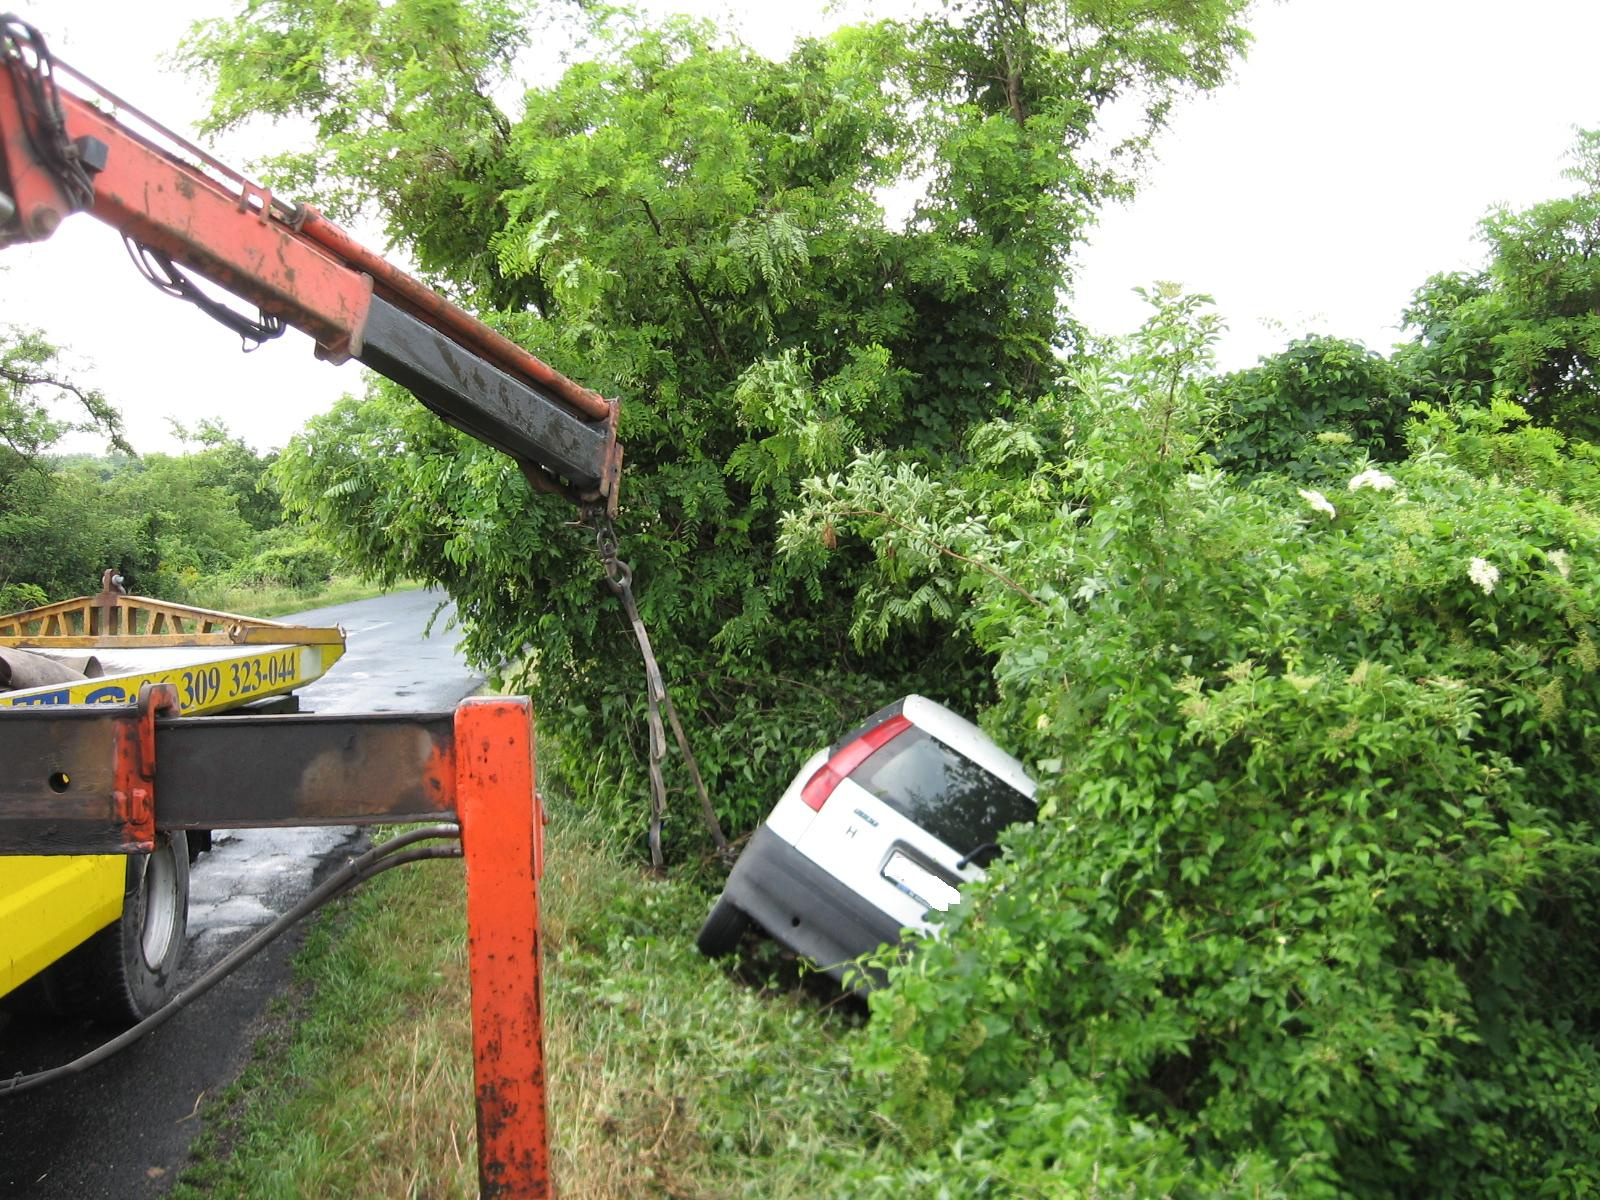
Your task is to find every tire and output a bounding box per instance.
[696,896,750,958]
[31,832,191,1025]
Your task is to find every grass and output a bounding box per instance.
[167,806,879,1199]
[182,575,418,619]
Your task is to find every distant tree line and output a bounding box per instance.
[0,367,337,611]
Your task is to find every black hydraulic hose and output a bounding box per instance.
[0,823,463,1097]
[0,14,95,211]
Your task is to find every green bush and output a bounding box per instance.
[793,294,1600,1196]
[1207,335,1411,480]
[222,538,340,593]
[0,582,47,612]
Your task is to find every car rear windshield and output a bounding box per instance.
[848,725,1035,851]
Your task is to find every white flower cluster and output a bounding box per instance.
[1298,488,1336,519]
[1348,468,1396,492]
[1469,557,1500,595]
[1547,548,1571,579]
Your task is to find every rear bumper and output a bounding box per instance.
[722,825,903,988]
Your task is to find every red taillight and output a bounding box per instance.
[800,714,912,811]
[799,763,844,811]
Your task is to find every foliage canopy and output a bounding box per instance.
[0,332,321,608]
[1399,129,1600,437]
[189,0,1254,835]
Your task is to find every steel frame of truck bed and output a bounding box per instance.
[0,685,552,1198]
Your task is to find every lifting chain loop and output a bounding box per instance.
[593,518,629,592]
[586,507,727,871]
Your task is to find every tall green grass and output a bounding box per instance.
[181,575,413,620]
[168,808,876,1198]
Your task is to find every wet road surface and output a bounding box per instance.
[0,589,481,1198]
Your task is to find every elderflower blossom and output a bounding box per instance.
[1469,556,1500,595]
[1347,468,1397,492]
[1298,488,1336,519]
[1547,548,1572,579]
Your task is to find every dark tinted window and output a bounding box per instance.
[849,726,1035,851]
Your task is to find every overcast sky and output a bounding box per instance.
[5,0,1599,455]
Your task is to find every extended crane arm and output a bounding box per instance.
[0,15,619,512]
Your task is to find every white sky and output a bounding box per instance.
[3,0,1598,455]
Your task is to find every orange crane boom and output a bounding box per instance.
[0,14,620,511]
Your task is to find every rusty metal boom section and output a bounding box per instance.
[0,688,461,854]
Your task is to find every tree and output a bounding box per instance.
[187,0,1253,838]
[91,451,259,597]
[1399,128,1600,436]
[0,325,126,465]
[168,419,283,532]
[0,325,130,602]
[0,330,290,604]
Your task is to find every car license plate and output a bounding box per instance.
[882,851,961,912]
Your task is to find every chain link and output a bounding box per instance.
[592,514,633,595]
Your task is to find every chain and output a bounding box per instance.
[588,507,727,870]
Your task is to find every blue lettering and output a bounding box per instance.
[8,688,71,706]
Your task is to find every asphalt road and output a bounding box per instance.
[0,588,482,1198]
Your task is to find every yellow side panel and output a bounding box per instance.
[0,642,345,714]
[0,855,124,997]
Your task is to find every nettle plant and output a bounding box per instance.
[786,292,1600,1196]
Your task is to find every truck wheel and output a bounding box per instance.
[696,897,749,957]
[42,832,191,1025]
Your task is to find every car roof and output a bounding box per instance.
[901,695,1036,799]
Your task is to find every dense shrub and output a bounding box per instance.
[222,537,339,593]
[0,583,46,612]
[1207,335,1411,479]
[792,294,1600,1195]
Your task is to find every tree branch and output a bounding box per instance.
[638,197,732,366]
[0,362,131,454]
[830,506,1045,609]
[998,0,1031,126]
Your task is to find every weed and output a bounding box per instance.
[170,806,874,1198]
[181,576,418,620]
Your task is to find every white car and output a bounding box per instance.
[697,695,1036,987]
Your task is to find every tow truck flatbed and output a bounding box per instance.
[0,592,344,713]
[0,588,345,1001]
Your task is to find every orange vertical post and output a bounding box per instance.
[456,697,550,1198]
